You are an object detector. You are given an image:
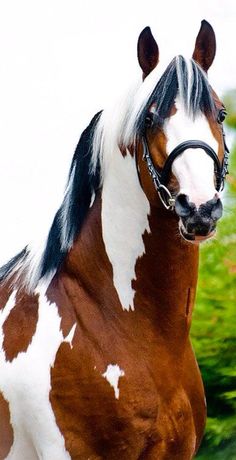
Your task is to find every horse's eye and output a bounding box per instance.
[145,113,154,128]
[217,109,227,123]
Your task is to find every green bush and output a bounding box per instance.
[193,98,236,459]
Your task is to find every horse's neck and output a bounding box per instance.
[64,151,199,328]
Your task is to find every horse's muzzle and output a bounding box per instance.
[175,193,223,243]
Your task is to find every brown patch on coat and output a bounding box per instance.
[133,207,199,342]
[119,144,135,158]
[0,392,13,459]
[2,292,39,362]
[0,283,13,311]
[135,132,170,207]
[205,88,226,168]
[46,196,120,341]
[135,104,180,207]
[208,118,225,165]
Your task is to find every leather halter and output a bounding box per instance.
[139,121,229,210]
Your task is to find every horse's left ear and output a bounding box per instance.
[138,27,159,79]
[192,20,216,72]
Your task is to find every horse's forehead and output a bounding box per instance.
[163,99,218,155]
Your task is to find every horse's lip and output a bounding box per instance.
[193,232,216,242]
[179,226,216,244]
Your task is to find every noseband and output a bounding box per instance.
[139,123,229,210]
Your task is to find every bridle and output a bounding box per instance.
[137,111,229,210]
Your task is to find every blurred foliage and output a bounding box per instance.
[224,90,236,130]
[193,90,236,459]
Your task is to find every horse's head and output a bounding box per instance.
[132,20,228,243]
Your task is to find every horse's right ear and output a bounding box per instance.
[137,27,159,79]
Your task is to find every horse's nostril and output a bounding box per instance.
[186,222,195,234]
[211,198,223,220]
[199,196,223,221]
[175,194,196,218]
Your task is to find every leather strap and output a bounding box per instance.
[160,140,222,191]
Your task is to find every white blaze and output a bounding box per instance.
[164,99,219,207]
[102,364,125,400]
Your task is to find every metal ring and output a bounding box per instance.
[157,184,175,210]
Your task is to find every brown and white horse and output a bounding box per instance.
[0,20,229,459]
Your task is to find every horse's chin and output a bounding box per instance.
[179,224,216,245]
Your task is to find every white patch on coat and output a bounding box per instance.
[64,323,76,349]
[102,364,125,400]
[0,291,71,460]
[0,291,17,354]
[101,148,150,311]
[164,98,219,207]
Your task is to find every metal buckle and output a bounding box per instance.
[157,184,175,210]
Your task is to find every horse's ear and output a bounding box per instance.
[137,27,159,79]
[192,20,216,72]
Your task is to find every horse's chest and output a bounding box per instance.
[48,334,199,459]
[0,290,200,459]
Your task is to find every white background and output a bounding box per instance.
[0,0,235,264]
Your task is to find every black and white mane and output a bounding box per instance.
[0,55,216,291]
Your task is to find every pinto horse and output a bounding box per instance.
[0,20,229,460]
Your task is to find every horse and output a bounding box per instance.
[0,19,229,460]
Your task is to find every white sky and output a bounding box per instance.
[0,0,235,264]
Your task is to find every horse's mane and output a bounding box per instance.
[0,112,101,291]
[0,56,215,292]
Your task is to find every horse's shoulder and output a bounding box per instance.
[0,285,39,362]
